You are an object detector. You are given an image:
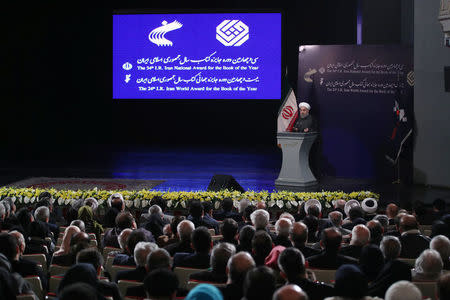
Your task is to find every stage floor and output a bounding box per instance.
[1,145,449,209]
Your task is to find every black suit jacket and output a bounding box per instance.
[213,210,241,222]
[103,227,121,249]
[368,259,412,298]
[399,231,430,258]
[173,252,210,269]
[290,277,334,300]
[189,270,228,283]
[164,239,193,256]
[219,282,244,300]
[51,253,76,267]
[273,235,292,247]
[306,251,358,269]
[115,266,147,282]
[144,214,166,239]
[12,258,48,290]
[294,244,321,258]
[112,254,136,266]
[338,245,364,260]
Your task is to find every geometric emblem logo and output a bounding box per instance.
[407,71,414,87]
[216,20,249,46]
[282,106,294,119]
[149,20,183,46]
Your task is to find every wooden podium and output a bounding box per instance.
[275,132,318,189]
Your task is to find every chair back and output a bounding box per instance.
[187,280,226,290]
[23,253,47,274]
[49,264,70,276]
[174,267,208,289]
[413,281,437,300]
[24,276,43,300]
[110,265,135,282]
[17,295,36,300]
[49,275,64,294]
[118,280,143,297]
[307,269,337,284]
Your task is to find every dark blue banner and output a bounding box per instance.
[113,13,281,99]
[297,45,414,180]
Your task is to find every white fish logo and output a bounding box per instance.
[149,20,183,46]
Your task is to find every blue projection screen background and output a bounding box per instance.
[113,13,281,99]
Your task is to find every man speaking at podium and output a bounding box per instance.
[292,102,317,133]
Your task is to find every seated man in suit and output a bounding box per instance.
[103,193,125,228]
[173,226,212,269]
[144,269,179,300]
[367,220,384,246]
[34,199,59,241]
[144,205,167,239]
[278,247,334,300]
[250,209,276,241]
[216,218,239,246]
[327,211,351,237]
[202,201,220,234]
[386,203,399,225]
[220,252,256,300]
[251,231,273,266]
[103,212,136,249]
[8,230,48,290]
[306,228,358,269]
[190,242,236,283]
[113,229,153,266]
[115,241,159,282]
[412,249,443,281]
[339,224,370,259]
[399,214,430,258]
[164,220,195,256]
[51,231,90,266]
[342,206,366,231]
[368,235,412,298]
[273,218,293,247]
[430,235,450,270]
[289,222,320,258]
[213,198,241,222]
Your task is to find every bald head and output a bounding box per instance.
[227,251,255,284]
[350,224,370,246]
[367,220,383,244]
[256,201,267,210]
[290,222,308,245]
[328,211,343,227]
[177,220,195,241]
[399,214,419,233]
[386,203,399,218]
[321,227,342,251]
[273,285,308,300]
[275,218,292,237]
[335,199,346,210]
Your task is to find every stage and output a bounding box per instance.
[1,145,448,210]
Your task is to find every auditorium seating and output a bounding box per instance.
[118,279,143,297]
[23,253,47,274]
[49,264,70,276]
[109,265,135,282]
[24,276,44,300]
[103,246,121,258]
[174,267,208,289]
[413,281,437,300]
[17,295,36,300]
[187,280,226,290]
[307,269,336,284]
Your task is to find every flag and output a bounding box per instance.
[385,87,413,164]
[277,80,298,132]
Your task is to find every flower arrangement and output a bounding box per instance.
[0,187,379,210]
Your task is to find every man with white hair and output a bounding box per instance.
[164,220,195,256]
[384,280,422,300]
[368,236,412,297]
[144,205,167,239]
[273,285,309,300]
[339,224,370,259]
[292,102,316,133]
[412,249,443,281]
[190,242,236,283]
[116,241,159,282]
[273,218,293,247]
[9,230,48,289]
[328,211,351,236]
[33,205,56,241]
[251,209,276,240]
[220,252,256,300]
[104,192,125,228]
[431,235,450,270]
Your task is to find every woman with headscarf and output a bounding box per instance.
[58,263,120,300]
[78,205,104,242]
[53,225,81,257]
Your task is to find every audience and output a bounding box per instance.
[190,242,236,283]
[164,219,195,256]
[220,252,255,300]
[243,266,277,300]
[173,226,212,269]
[278,247,333,300]
[307,228,357,269]
[273,284,309,300]
[2,194,447,300]
[384,280,421,300]
[115,241,158,282]
[273,218,293,247]
[339,224,370,259]
[412,249,443,281]
[289,221,320,258]
[398,214,430,258]
[430,235,450,270]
